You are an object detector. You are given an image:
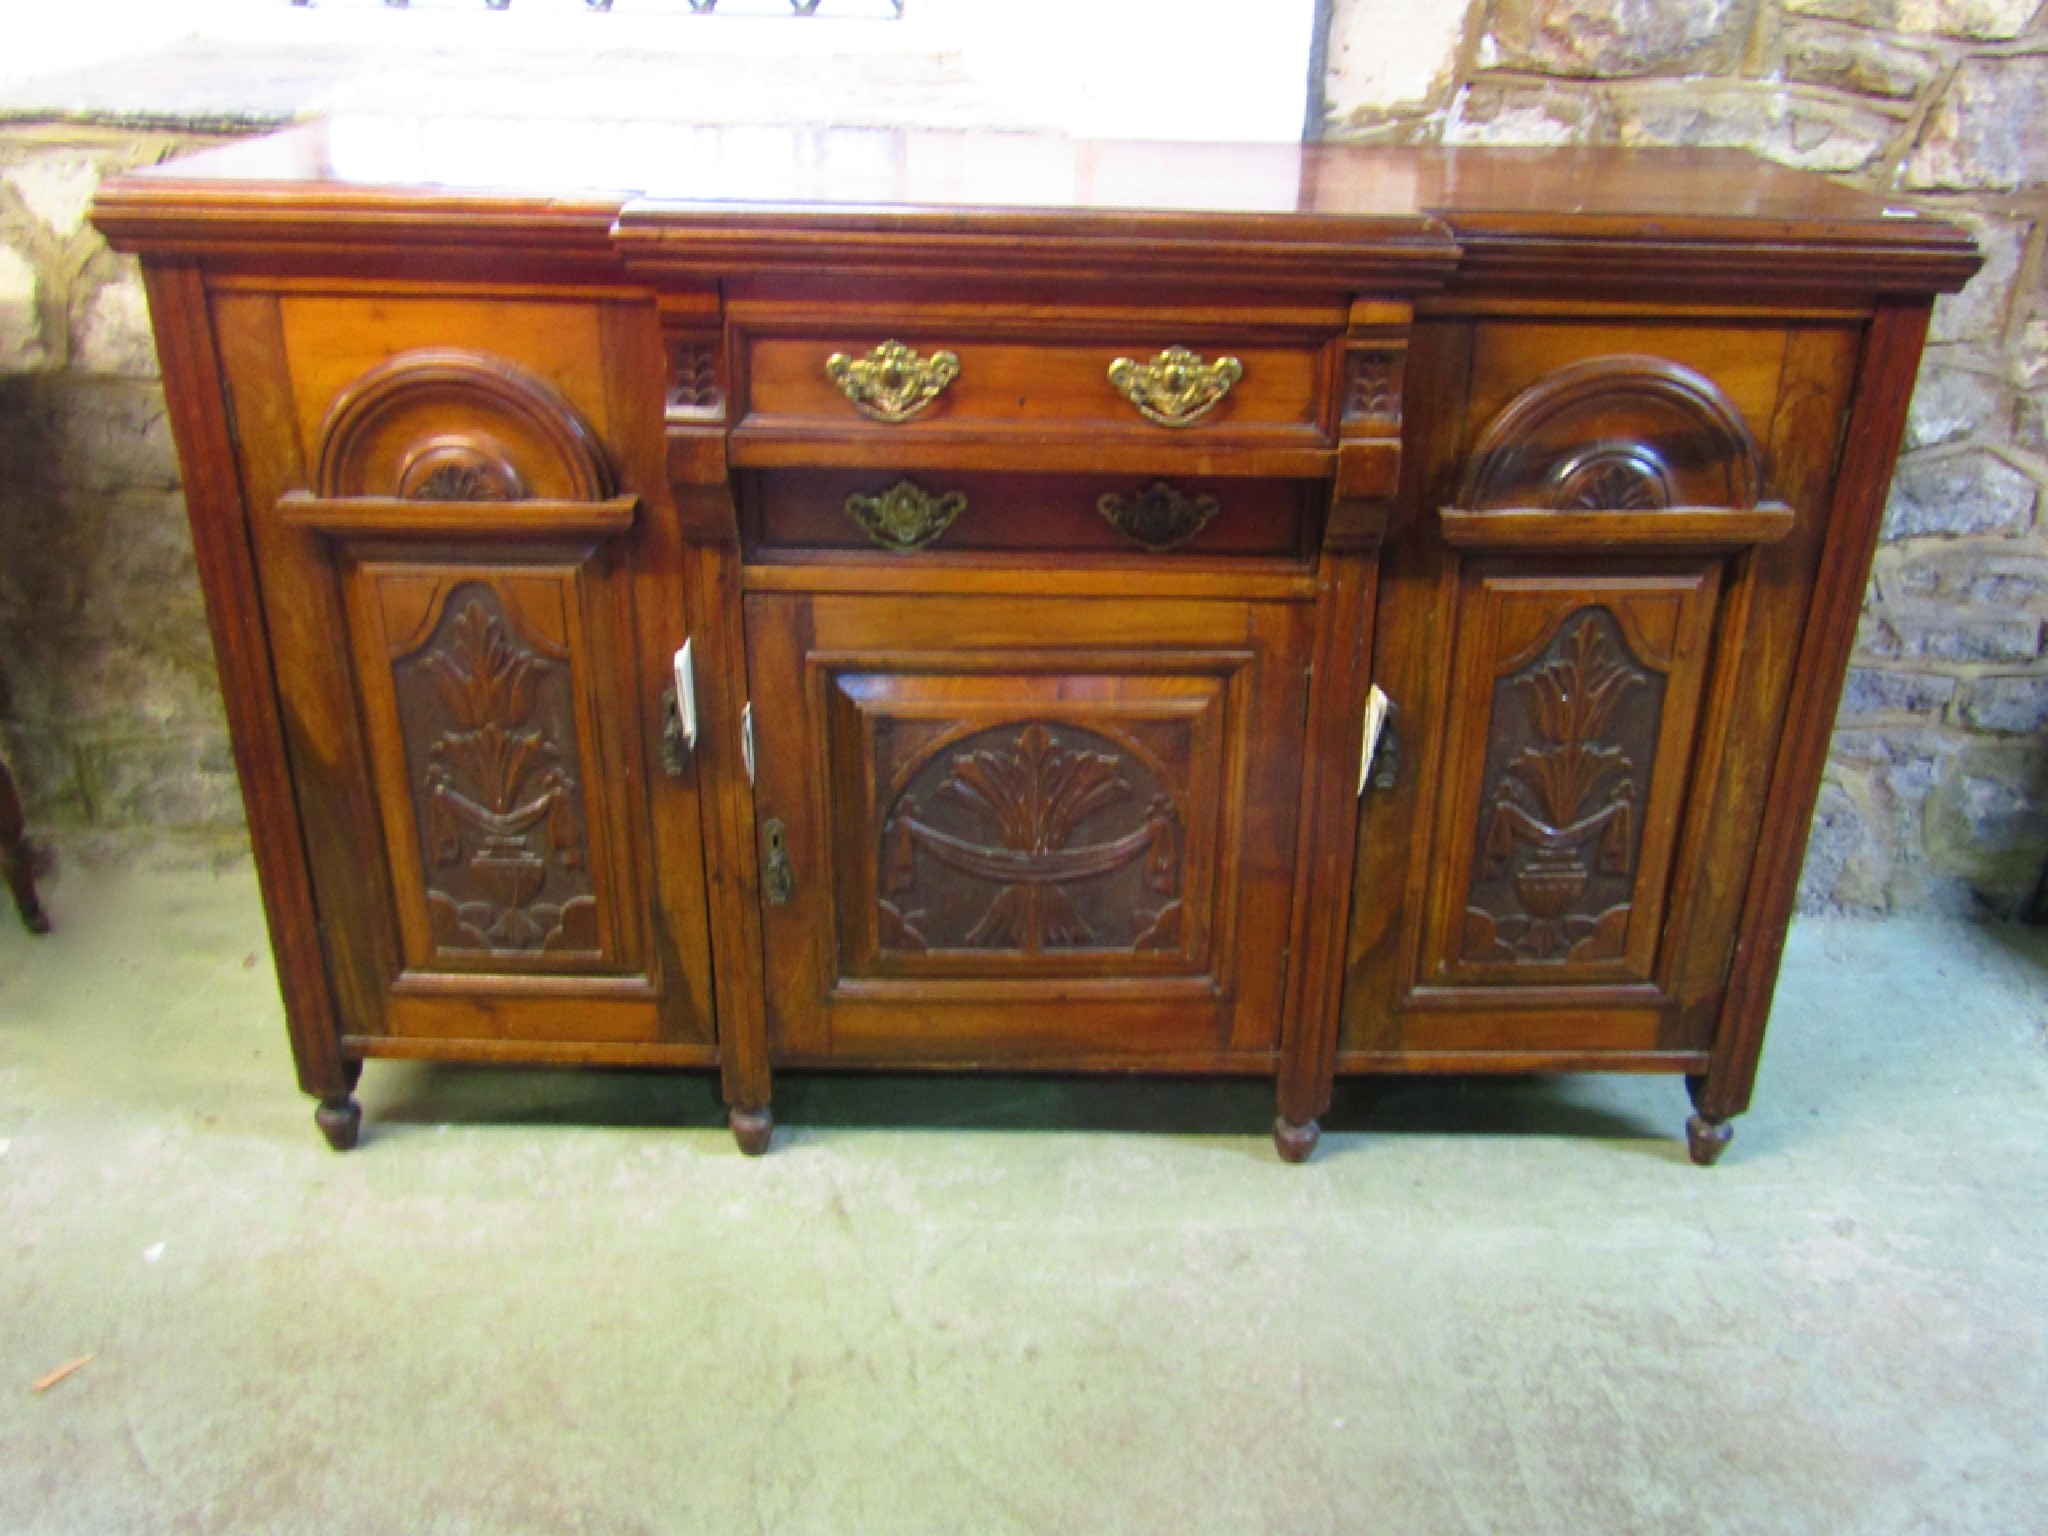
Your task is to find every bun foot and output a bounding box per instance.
[315,1094,361,1152]
[1686,1112,1732,1167]
[1273,1116,1320,1164]
[729,1106,773,1157]
[14,889,50,935]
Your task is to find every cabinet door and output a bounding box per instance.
[290,508,684,1047]
[746,593,1309,1066]
[1344,327,1849,1064]
[216,296,717,1056]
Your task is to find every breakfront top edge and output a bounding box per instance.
[92,119,1981,298]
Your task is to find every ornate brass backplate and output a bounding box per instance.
[1097,481,1220,551]
[1107,347,1243,427]
[825,340,961,422]
[845,479,968,550]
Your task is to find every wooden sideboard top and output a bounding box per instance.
[95,119,1978,298]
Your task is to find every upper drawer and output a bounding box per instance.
[727,303,1345,476]
[744,333,1327,432]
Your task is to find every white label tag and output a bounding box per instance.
[1358,684,1390,796]
[672,640,698,753]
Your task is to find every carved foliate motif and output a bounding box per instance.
[1551,445,1671,511]
[878,722,1181,954]
[1343,351,1402,426]
[667,338,725,418]
[1462,608,1661,964]
[394,585,598,957]
[399,440,525,502]
[411,462,510,501]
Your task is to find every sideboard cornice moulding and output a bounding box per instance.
[94,119,1977,1163]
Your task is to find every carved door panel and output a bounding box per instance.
[343,555,634,977]
[307,523,683,1046]
[855,694,1219,974]
[747,593,1308,1065]
[1422,568,1720,989]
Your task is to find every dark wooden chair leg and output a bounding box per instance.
[0,752,50,935]
[1685,1073,1734,1166]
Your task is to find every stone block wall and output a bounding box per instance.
[1325,0,2048,917]
[0,124,245,866]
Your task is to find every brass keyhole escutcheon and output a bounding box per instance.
[762,819,795,906]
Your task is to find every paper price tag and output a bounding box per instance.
[1358,684,1390,796]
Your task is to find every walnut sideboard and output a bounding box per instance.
[93,122,1977,1162]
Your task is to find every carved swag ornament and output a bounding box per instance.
[878,722,1181,954]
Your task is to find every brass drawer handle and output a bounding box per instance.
[845,479,967,551]
[825,340,960,422]
[1107,347,1243,427]
[1097,481,1219,552]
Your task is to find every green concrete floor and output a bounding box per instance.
[3,863,2046,1535]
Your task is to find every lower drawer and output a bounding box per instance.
[743,470,1318,562]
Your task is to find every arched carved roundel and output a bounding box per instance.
[1454,355,1762,513]
[314,348,616,502]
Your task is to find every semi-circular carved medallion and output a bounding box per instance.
[1550,444,1671,511]
[314,348,615,501]
[1454,355,1762,512]
[397,437,527,502]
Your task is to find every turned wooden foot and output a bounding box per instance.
[1686,1113,1733,1166]
[1684,1073,1733,1165]
[1273,1116,1320,1164]
[315,1094,361,1152]
[729,1106,773,1157]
